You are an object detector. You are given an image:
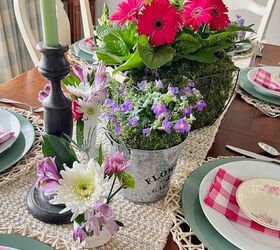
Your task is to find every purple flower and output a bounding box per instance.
[168,85,179,95]
[143,128,151,137]
[104,152,130,176]
[155,79,163,89]
[174,118,190,133]
[183,86,193,96]
[183,106,192,117]
[114,121,122,136]
[35,157,61,194]
[38,83,51,102]
[162,119,172,133]
[196,100,207,111]
[73,224,87,242]
[137,80,147,91]
[104,98,117,112]
[128,117,138,127]
[72,64,93,82]
[86,87,107,104]
[119,100,133,112]
[152,102,167,118]
[95,62,109,87]
[83,201,119,236]
[188,80,195,87]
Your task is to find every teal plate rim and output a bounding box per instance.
[238,70,280,106]
[0,111,35,173]
[181,157,257,250]
[0,233,53,250]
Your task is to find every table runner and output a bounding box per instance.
[0,98,233,250]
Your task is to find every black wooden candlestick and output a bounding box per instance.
[37,42,73,137]
[27,42,73,224]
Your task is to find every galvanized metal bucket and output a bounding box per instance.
[107,133,185,203]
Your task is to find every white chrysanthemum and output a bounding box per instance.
[65,81,93,98]
[78,99,101,123]
[50,159,105,221]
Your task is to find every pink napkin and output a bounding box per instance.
[253,68,280,92]
[0,131,14,145]
[204,168,280,238]
[84,36,96,49]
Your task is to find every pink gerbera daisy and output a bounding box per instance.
[137,0,182,46]
[110,0,144,25]
[183,0,212,30]
[209,0,230,30]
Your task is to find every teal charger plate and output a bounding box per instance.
[0,234,53,250]
[238,70,280,106]
[181,158,251,250]
[0,111,35,173]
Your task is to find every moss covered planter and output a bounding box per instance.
[129,52,238,130]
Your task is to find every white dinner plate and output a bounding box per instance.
[237,178,280,230]
[199,160,280,250]
[247,67,280,98]
[0,109,21,154]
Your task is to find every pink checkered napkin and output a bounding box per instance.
[0,131,14,144]
[253,68,280,92]
[204,168,280,238]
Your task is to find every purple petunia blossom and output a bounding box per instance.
[104,98,117,112]
[168,85,179,95]
[83,201,119,236]
[143,128,151,137]
[162,119,172,133]
[35,157,61,194]
[119,100,133,112]
[104,152,131,176]
[183,106,192,117]
[152,102,167,118]
[128,117,139,127]
[38,83,51,102]
[137,80,147,91]
[155,79,163,89]
[174,118,190,133]
[196,100,207,111]
[73,224,87,242]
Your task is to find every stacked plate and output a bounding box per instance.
[0,109,35,173]
[70,37,98,63]
[182,158,280,250]
[238,66,280,106]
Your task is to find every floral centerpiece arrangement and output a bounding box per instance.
[95,0,254,128]
[35,134,134,247]
[91,0,254,202]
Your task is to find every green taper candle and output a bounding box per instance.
[39,0,59,47]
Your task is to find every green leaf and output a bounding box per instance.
[113,48,144,74]
[96,50,123,65]
[74,214,85,225]
[76,119,84,146]
[62,74,80,87]
[205,32,235,46]
[175,34,201,55]
[120,172,135,189]
[98,144,103,166]
[182,50,216,63]
[138,40,175,69]
[204,42,235,53]
[42,134,78,170]
[226,24,255,33]
[117,24,137,51]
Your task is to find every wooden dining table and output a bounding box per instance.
[0,43,280,250]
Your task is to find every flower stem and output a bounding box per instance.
[107,184,124,203]
[107,175,117,203]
